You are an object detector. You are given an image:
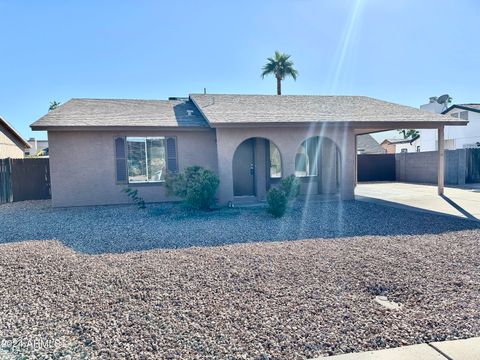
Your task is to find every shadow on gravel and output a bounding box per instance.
[0,200,479,254]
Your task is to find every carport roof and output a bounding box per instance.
[190,94,468,127]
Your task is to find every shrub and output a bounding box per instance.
[266,188,288,218]
[122,187,146,209]
[280,175,300,199]
[266,174,300,218]
[165,166,220,210]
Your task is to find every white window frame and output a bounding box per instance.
[126,136,166,184]
[295,138,319,178]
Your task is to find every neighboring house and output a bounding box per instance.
[26,138,49,157]
[357,134,385,154]
[420,99,480,151]
[30,94,466,207]
[381,137,420,154]
[0,115,30,159]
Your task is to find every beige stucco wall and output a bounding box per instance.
[48,125,357,207]
[215,125,356,204]
[48,130,218,207]
[0,124,26,159]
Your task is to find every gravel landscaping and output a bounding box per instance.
[0,200,479,359]
[0,199,478,254]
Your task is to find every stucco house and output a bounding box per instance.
[380,137,420,154]
[357,134,385,154]
[420,99,480,151]
[31,94,467,207]
[1,115,30,159]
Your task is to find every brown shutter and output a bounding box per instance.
[114,137,127,183]
[166,137,178,173]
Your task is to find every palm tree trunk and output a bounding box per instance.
[276,77,281,95]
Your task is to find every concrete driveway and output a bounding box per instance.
[356,182,480,221]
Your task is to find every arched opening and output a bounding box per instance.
[295,136,341,195]
[232,138,282,198]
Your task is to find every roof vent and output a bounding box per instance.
[186,110,194,116]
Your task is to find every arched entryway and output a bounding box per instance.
[295,136,341,195]
[232,138,282,199]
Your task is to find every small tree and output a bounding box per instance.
[266,188,288,218]
[49,101,61,111]
[397,129,420,140]
[280,175,300,199]
[166,166,219,210]
[266,174,300,218]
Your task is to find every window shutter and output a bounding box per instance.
[166,137,178,173]
[114,137,127,183]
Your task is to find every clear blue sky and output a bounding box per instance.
[1,0,479,140]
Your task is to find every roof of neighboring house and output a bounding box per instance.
[0,115,30,148]
[190,94,467,127]
[442,104,480,114]
[357,134,384,154]
[30,98,210,130]
[381,137,419,145]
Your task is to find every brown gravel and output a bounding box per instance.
[1,230,480,359]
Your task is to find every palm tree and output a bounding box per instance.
[261,51,298,95]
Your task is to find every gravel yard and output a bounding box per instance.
[0,199,478,254]
[0,200,479,359]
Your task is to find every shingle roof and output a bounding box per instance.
[30,99,209,130]
[382,137,418,145]
[31,94,469,130]
[190,94,467,126]
[0,116,30,148]
[357,134,384,154]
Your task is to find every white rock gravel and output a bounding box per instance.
[0,200,479,359]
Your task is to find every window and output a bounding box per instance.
[459,111,469,120]
[401,148,408,153]
[269,142,282,178]
[295,138,318,177]
[416,146,420,152]
[126,137,166,183]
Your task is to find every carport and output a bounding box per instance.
[355,122,466,196]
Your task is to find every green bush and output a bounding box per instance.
[122,187,146,209]
[266,174,300,218]
[280,175,300,199]
[165,166,220,210]
[266,188,288,218]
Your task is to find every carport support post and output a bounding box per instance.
[340,127,356,200]
[438,126,445,195]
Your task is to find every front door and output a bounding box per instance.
[233,139,255,196]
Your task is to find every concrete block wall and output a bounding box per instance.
[395,149,466,185]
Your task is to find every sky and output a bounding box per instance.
[1,0,479,141]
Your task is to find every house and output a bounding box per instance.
[357,134,385,154]
[380,137,420,154]
[26,138,49,157]
[30,94,467,207]
[0,115,30,159]
[420,99,480,151]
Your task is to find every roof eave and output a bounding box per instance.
[442,105,480,114]
[30,125,212,132]
[209,119,469,129]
